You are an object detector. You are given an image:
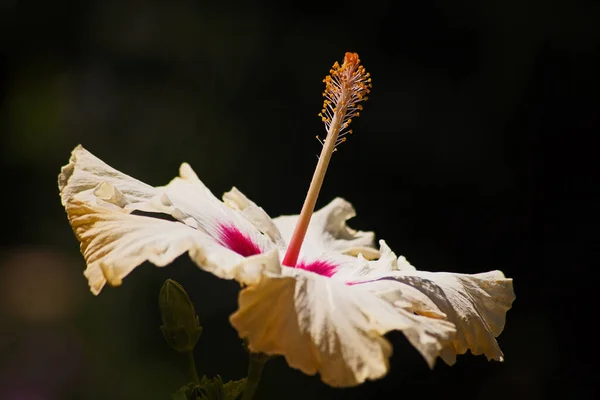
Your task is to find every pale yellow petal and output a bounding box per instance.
[222,187,285,247]
[59,145,156,207]
[273,198,377,260]
[341,239,514,364]
[381,269,514,363]
[59,145,275,254]
[230,269,455,387]
[66,200,278,294]
[331,240,416,284]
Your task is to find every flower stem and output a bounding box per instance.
[242,352,268,400]
[186,351,200,384]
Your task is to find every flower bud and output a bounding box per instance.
[159,279,202,353]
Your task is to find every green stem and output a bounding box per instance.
[186,351,200,384]
[241,353,268,400]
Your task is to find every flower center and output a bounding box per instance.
[282,52,371,267]
[296,260,338,277]
[218,224,262,257]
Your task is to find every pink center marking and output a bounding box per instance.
[345,279,372,286]
[296,260,338,278]
[218,224,262,257]
[217,223,339,278]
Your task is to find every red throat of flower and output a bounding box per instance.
[282,52,371,267]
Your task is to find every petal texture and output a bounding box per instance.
[59,146,280,293]
[67,200,279,294]
[342,240,514,365]
[273,198,378,261]
[59,145,156,208]
[222,187,285,247]
[59,145,274,255]
[230,268,455,387]
[58,146,274,251]
[353,249,514,364]
[389,269,515,364]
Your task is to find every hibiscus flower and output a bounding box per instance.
[58,53,514,388]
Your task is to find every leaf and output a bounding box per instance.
[196,375,224,400]
[172,382,198,400]
[172,376,247,400]
[223,378,247,400]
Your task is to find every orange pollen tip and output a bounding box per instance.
[344,52,360,66]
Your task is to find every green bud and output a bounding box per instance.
[159,279,203,353]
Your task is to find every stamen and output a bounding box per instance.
[282,52,371,267]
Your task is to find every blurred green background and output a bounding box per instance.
[0,0,596,399]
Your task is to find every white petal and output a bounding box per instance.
[363,240,416,273]
[273,198,378,260]
[157,168,274,253]
[66,200,280,294]
[342,239,514,364]
[331,240,396,283]
[328,240,416,285]
[230,268,455,387]
[59,145,275,255]
[363,268,514,364]
[222,187,285,247]
[59,145,156,208]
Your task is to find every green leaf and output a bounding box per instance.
[172,382,199,400]
[223,378,247,400]
[196,375,224,400]
[172,376,247,400]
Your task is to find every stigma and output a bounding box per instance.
[282,52,371,267]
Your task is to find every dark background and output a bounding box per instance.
[0,0,596,399]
